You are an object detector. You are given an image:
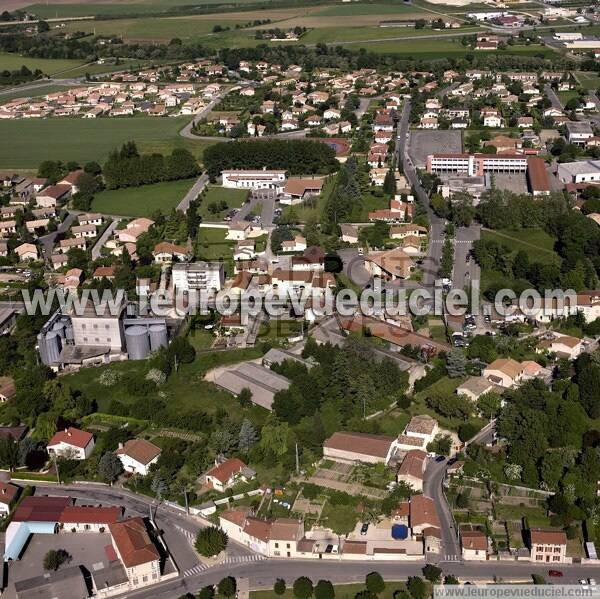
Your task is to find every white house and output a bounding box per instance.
[0,482,18,517]
[204,457,256,492]
[461,530,488,561]
[47,427,95,460]
[115,438,161,476]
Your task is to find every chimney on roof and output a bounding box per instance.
[66,429,70,436]
[118,442,124,449]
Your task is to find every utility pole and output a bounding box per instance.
[54,456,60,485]
[295,443,300,475]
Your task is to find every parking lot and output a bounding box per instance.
[408,130,462,168]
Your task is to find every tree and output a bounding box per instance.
[446,349,467,378]
[475,391,500,420]
[238,418,258,453]
[195,526,228,557]
[198,586,215,599]
[365,572,385,595]
[238,387,253,408]
[444,575,459,585]
[314,580,335,599]
[422,564,442,583]
[218,577,237,597]
[43,549,70,571]
[293,577,313,599]
[98,452,123,483]
[274,579,287,595]
[407,577,427,599]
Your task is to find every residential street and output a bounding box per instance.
[397,100,445,289]
[452,225,481,292]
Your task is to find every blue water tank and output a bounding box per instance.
[392,524,408,540]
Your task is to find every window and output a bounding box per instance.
[536,555,543,561]
[143,576,148,582]
[274,543,279,548]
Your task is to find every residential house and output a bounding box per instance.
[529,529,568,564]
[323,431,396,465]
[364,247,414,280]
[456,376,498,402]
[340,224,359,244]
[47,427,95,460]
[115,438,161,476]
[0,376,15,402]
[461,529,488,561]
[36,184,71,208]
[396,449,427,492]
[204,457,256,492]
[482,358,525,388]
[152,242,189,264]
[0,482,19,517]
[15,243,38,262]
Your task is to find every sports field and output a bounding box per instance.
[91,178,196,216]
[0,117,213,169]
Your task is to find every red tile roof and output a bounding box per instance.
[48,427,93,450]
[109,517,160,567]
[206,458,247,484]
[323,431,394,459]
[0,482,19,506]
[13,496,71,522]
[59,505,121,524]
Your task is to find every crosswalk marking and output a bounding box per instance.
[184,563,209,577]
[442,554,461,562]
[175,525,195,544]
[219,554,267,565]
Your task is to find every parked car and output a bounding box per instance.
[548,570,563,577]
[360,523,369,535]
[325,544,333,553]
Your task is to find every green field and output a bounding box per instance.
[60,15,250,42]
[91,178,195,216]
[198,186,249,220]
[300,25,481,45]
[26,0,266,19]
[0,83,73,103]
[316,3,427,16]
[0,52,85,77]
[0,117,213,169]
[481,228,560,265]
[577,71,600,91]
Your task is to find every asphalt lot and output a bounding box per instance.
[408,130,462,169]
[491,173,529,195]
[4,532,113,599]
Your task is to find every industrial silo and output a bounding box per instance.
[52,321,65,339]
[148,324,168,352]
[125,325,150,360]
[44,331,62,364]
[37,332,49,365]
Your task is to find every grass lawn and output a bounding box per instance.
[347,190,390,222]
[0,117,213,169]
[413,375,486,433]
[196,227,235,275]
[63,345,266,420]
[481,228,560,265]
[198,186,249,220]
[91,178,196,217]
[558,90,580,107]
[257,319,303,341]
[0,84,75,103]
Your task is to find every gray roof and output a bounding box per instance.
[90,559,128,591]
[15,565,89,599]
[262,348,313,368]
[558,159,600,176]
[565,121,593,134]
[214,362,291,410]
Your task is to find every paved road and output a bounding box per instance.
[545,84,564,111]
[423,458,460,561]
[397,100,445,289]
[178,172,209,214]
[452,225,481,291]
[91,218,120,260]
[128,556,599,599]
[37,211,77,259]
[179,94,230,139]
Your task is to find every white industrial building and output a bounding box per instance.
[221,169,287,189]
[557,160,600,184]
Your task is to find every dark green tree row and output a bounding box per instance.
[203,139,337,180]
[103,142,199,189]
